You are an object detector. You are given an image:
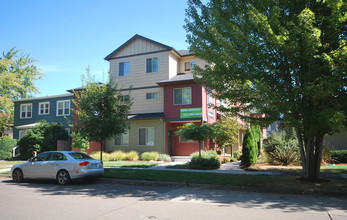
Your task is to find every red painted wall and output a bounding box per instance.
[163,82,203,119]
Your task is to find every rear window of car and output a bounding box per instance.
[69,152,93,160]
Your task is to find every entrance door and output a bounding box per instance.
[168,129,173,156]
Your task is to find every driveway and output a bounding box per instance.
[1,178,346,219]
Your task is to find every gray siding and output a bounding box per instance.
[13,95,74,139]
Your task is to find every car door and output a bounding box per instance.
[45,152,68,179]
[24,152,51,178]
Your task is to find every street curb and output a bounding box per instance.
[96,177,347,198]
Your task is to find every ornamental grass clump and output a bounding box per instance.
[109,150,126,161]
[141,151,159,161]
[158,154,171,162]
[189,150,221,170]
[125,151,139,161]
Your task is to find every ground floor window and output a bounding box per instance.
[115,130,129,146]
[138,127,154,146]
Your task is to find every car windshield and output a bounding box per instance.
[69,152,93,160]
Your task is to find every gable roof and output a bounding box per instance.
[104,34,182,60]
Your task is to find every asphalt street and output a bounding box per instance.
[1,177,347,220]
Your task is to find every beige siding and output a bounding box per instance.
[169,52,179,78]
[179,56,208,74]
[106,119,166,154]
[109,51,170,88]
[111,38,167,58]
[124,87,164,114]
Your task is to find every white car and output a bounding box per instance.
[11,151,104,185]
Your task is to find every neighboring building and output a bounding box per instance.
[104,34,245,156]
[13,94,73,139]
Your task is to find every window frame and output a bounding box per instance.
[56,100,71,116]
[173,87,192,105]
[138,127,155,146]
[146,57,158,73]
[146,92,159,100]
[38,102,50,115]
[119,61,130,76]
[115,130,129,146]
[184,61,197,71]
[20,103,32,119]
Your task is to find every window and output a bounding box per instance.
[20,103,32,118]
[119,61,130,76]
[139,127,154,146]
[115,130,129,146]
[146,58,158,73]
[184,61,197,71]
[49,152,67,161]
[180,136,194,142]
[174,87,192,105]
[146,92,159,100]
[122,95,130,101]
[33,152,51,162]
[69,152,93,159]
[208,92,213,105]
[38,102,50,115]
[57,100,70,116]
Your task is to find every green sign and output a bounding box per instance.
[180,108,202,118]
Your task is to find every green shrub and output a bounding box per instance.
[264,130,300,165]
[158,154,171,162]
[0,136,17,160]
[124,151,139,161]
[141,151,159,161]
[18,129,44,159]
[241,128,257,167]
[109,150,126,161]
[233,150,241,160]
[189,150,221,169]
[331,150,347,163]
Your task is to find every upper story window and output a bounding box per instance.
[184,61,197,71]
[115,130,129,146]
[174,87,192,105]
[119,61,130,76]
[122,95,130,101]
[38,102,50,115]
[57,100,70,116]
[146,92,159,100]
[208,92,213,105]
[146,58,158,73]
[20,103,32,119]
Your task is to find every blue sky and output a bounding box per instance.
[1,0,193,97]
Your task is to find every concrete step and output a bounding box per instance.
[171,156,191,163]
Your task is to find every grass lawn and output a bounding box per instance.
[0,160,26,169]
[246,163,347,175]
[104,168,347,195]
[103,161,159,168]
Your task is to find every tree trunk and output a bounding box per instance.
[298,131,325,181]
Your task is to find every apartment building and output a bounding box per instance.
[104,34,222,156]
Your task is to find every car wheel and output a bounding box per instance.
[12,168,24,183]
[56,170,70,185]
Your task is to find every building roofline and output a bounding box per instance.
[104,34,187,61]
[13,93,74,102]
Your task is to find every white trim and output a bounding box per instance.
[38,102,50,115]
[13,93,73,102]
[138,127,155,146]
[56,100,71,116]
[20,103,32,119]
[173,87,192,105]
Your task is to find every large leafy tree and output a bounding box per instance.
[213,116,242,150]
[0,48,43,135]
[185,0,346,180]
[72,75,132,161]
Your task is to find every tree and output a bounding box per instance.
[213,116,242,150]
[185,0,346,180]
[176,123,214,160]
[18,120,68,159]
[0,48,43,135]
[72,74,132,161]
[241,128,258,167]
